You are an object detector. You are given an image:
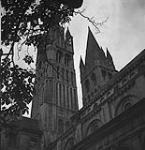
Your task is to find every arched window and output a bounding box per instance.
[58,119,64,134]
[115,95,138,116]
[86,119,102,136]
[124,102,132,111]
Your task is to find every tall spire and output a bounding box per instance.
[106,48,116,70]
[85,27,105,71]
[106,48,113,61]
[79,56,85,80]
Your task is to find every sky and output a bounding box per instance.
[69,0,145,107]
[1,0,145,112]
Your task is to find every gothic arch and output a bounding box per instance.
[64,137,74,150]
[115,95,139,116]
[86,119,102,136]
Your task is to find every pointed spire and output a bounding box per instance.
[106,48,116,70]
[79,56,85,80]
[106,48,113,61]
[85,27,106,71]
[80,56,85,68]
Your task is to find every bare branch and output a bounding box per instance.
[74,10,109,33]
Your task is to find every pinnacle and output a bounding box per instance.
[85,28,105,71]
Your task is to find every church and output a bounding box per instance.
[1,26,145,150]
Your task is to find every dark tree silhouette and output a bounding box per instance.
[0,0,83,127]
[1,58,35,127]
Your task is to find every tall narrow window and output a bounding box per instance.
[70,88,73,109]
[71,72,74,85]
[56,51,62,63]
[124,103,132,111]
[59,84,62,106]
[66,70,69,83]
[57,66,59,79]
[67,87,69,108]
[63,85,65,107]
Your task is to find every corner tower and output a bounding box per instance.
[31,26,78,147]
[80,28,117,106]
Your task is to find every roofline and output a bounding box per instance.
[72,49,145,118]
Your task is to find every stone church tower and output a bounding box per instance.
[80,28,117,106]
[31,26,78,147]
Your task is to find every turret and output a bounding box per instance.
[80,27,117,106]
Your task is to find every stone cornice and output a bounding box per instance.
[71,98,145,150]
[72,49,145,122]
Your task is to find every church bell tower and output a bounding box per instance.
[80,27,117,106]
[31,26,78,147]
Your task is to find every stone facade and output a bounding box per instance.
[46,28,145,150]
[31,26,79,148]
[1,26,145,150]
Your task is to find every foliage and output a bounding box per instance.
[0,57,35,127]
[1,0,82,46]
[0,0,83,126]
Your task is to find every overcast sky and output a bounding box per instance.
[2,0,145,111]
[69,0,145,107]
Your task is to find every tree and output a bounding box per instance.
[1,58,35,126]
[1,0,83,127]
[1,0,107,127]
